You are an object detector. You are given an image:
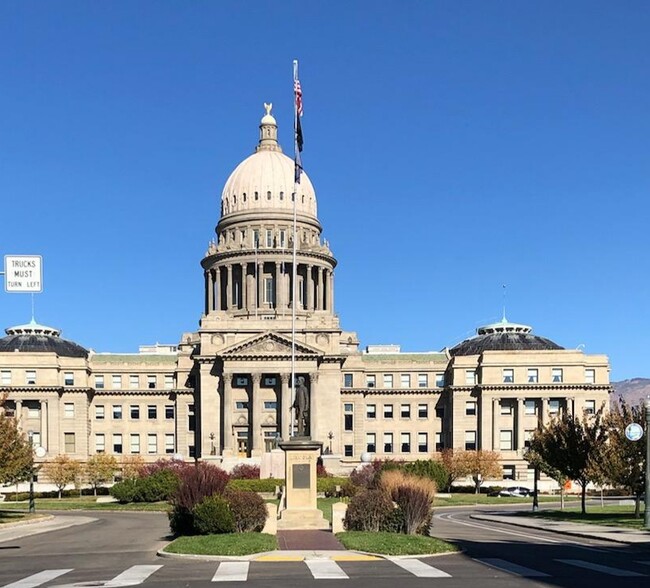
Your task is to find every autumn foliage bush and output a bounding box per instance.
[343,488,395,532]
[224,489,268,532]
[192,495,235,534]
[229,463,261,479]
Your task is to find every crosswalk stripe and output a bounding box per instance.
[103,565,162,587]
[2,569,73,588]
[212,562,249,582]
[556,559,645,577]
[305,559,348,579]
[475,558,549,577]
[389,559,451,578]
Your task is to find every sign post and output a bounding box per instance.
[3,255,43,293]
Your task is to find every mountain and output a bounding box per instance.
[611,378,650,407]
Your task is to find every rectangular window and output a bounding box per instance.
[584,400,596,415]
[147,405,157,419]
[130,405,140,419]
[264,277,274,303]
[64,403,74,418]
[147,375,156,389]
[235,401,249,410]
[264,401,277,410]
[344,403,354,431]
[500,430,513,450]
[549,399,560,414]
[64,372,74,386]
[279,229,287,248]
[383,432,393,453]
[253,229,260,248]
[503,465,516,480]
[265,229,273,247]
[343,373,353,388]
[130,375,139,389]
[435,373,445,388]
[383,374,393,388]
[1,370,11,385]
[366,404,376,419]
[435,432,443,452]
[366,433,376,453]
[383,404,394,419]
[31,431,41,447]
[585,369,595,384]
[95,405,105,420]
[113,433,123,454]
[113,405,122,420]
[95,433,105,453]
[418,403,428,418]
[400,374,411,388]
[189,445,196,458]
[26,370,36,385]
[465,430,476,451]
[130,433,140,454]
[27,402,39,419]
[165,405,175,419]
[188,403,196,432]
[500,401,513,415]
[552,368,563,383]
[525,399,536,415]
[64,432,76,453]
[164,374,174,389]
[502,369,514,383]
[148,434,157,454]
[94,374,104,389]
[418,432,428,453]
[344,444,353,457]
[465,401,477,416]
[527,368,538,383]
[366,374,376,388]
[524,430,534,448]
[465,370,476,385]
[112,375,122,389]
[418,374,428,388]
[400,403,411,418]
[165,434,175,454]
[400,432,411,453]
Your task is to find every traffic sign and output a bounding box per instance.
[625,422,644,442]
[4,255,43,292]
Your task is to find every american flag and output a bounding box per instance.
[294,79,303,117]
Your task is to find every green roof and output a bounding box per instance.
[91,354,178,366]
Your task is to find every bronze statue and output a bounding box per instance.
[292,376,309,437]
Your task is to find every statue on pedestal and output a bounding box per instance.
[292,376,309,438]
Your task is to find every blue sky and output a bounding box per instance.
[1,1,648,381]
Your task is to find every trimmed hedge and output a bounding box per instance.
[227,478,281,493]
[192,495,235,535]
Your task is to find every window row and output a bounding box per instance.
[234,401,278,410]
[343,373,445,389]
[365,432,443,454]
[95,404,175,420]
[94,374,174,390]
[464,368,597,385]
[464,398,597,417]
[94,433,176,455]
[343,403,444,431]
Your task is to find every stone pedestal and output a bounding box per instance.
[277,439,329,530]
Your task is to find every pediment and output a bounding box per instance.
[220,332,322,359]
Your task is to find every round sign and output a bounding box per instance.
[34,446,46,458]
[625,423,643,442]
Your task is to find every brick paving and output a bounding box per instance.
[277,529,346,551]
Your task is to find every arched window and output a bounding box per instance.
[255,192,259,200]
[267,191,272,200]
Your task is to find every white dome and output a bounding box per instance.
[220,142,318,219]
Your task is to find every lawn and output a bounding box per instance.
[0,511,44,525]
[336,531,459,556]
[521,505,648,530]
[164,533,277,556]
[433,494,579,507]
[0,497,169,512]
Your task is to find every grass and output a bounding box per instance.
[336,531,459,556]
[433,494,579,507]
[164,533,277,556]
[0,497,169,512]
[0,511,44,525]
[521,505,648,530]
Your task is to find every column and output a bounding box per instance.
[306,265,314,310]
[328,269,334,311]
[40,400,48,452]
[223,373,234,453]
[317,267,324,310]
[15,400,22,427]
[281,373,291,440]
[204,271,211,314]
[246,265,254,312]
[308,372,319,438]
[226,265,233,309]
[257,262,263,310]
[275,262,281,310]
[492,397,500,450]
[541,397,549,426]
[568,397,575,416]
[251,374,263,455]
[516,397,525,452]
[215,267,221,311]
[241,263,248,311]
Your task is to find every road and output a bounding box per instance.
[0,508,648,588]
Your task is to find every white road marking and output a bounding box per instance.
[388,558,451,577]
[556,559,645,577]
[212,562,249,582]
[475,558,550,577]
[305,559,348,579]
[2,569,73,588]
[103,565,162,587]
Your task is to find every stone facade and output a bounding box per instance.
[0,107,612,485]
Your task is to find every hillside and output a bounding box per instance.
[611,378,650,407]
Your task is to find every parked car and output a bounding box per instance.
[489,486,534,497]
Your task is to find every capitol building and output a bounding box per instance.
[0,108,611,484]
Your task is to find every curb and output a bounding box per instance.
[0,514,54,529]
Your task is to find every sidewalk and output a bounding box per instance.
[0,514,96,544]
[471,511,650,545]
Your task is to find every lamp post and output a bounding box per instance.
[209,432,216,456]
[532,466,539,512]
[644,398,650,530]
[27,431,35,514]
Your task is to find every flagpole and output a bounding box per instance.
[290,59,299,439]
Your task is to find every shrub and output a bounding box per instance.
[340,479,361,498]
[344,489,395,532]
[192,495,235,535]
[110,479,139,503]
[227,478,281,493]
[379,470,436,535]
[317,476,347,496]
[224,489,268,532]
[316,462,330,478]
[171,462,230,512]
[403,459,449,491]
[141,458,192,478]
[349,464,377,489]
[137,469,180,502]
[229,463,261,479]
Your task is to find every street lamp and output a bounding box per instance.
[27,431,35,514]
[645,398,650,530]
[327,431,334,454]
[209,432,216,456]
